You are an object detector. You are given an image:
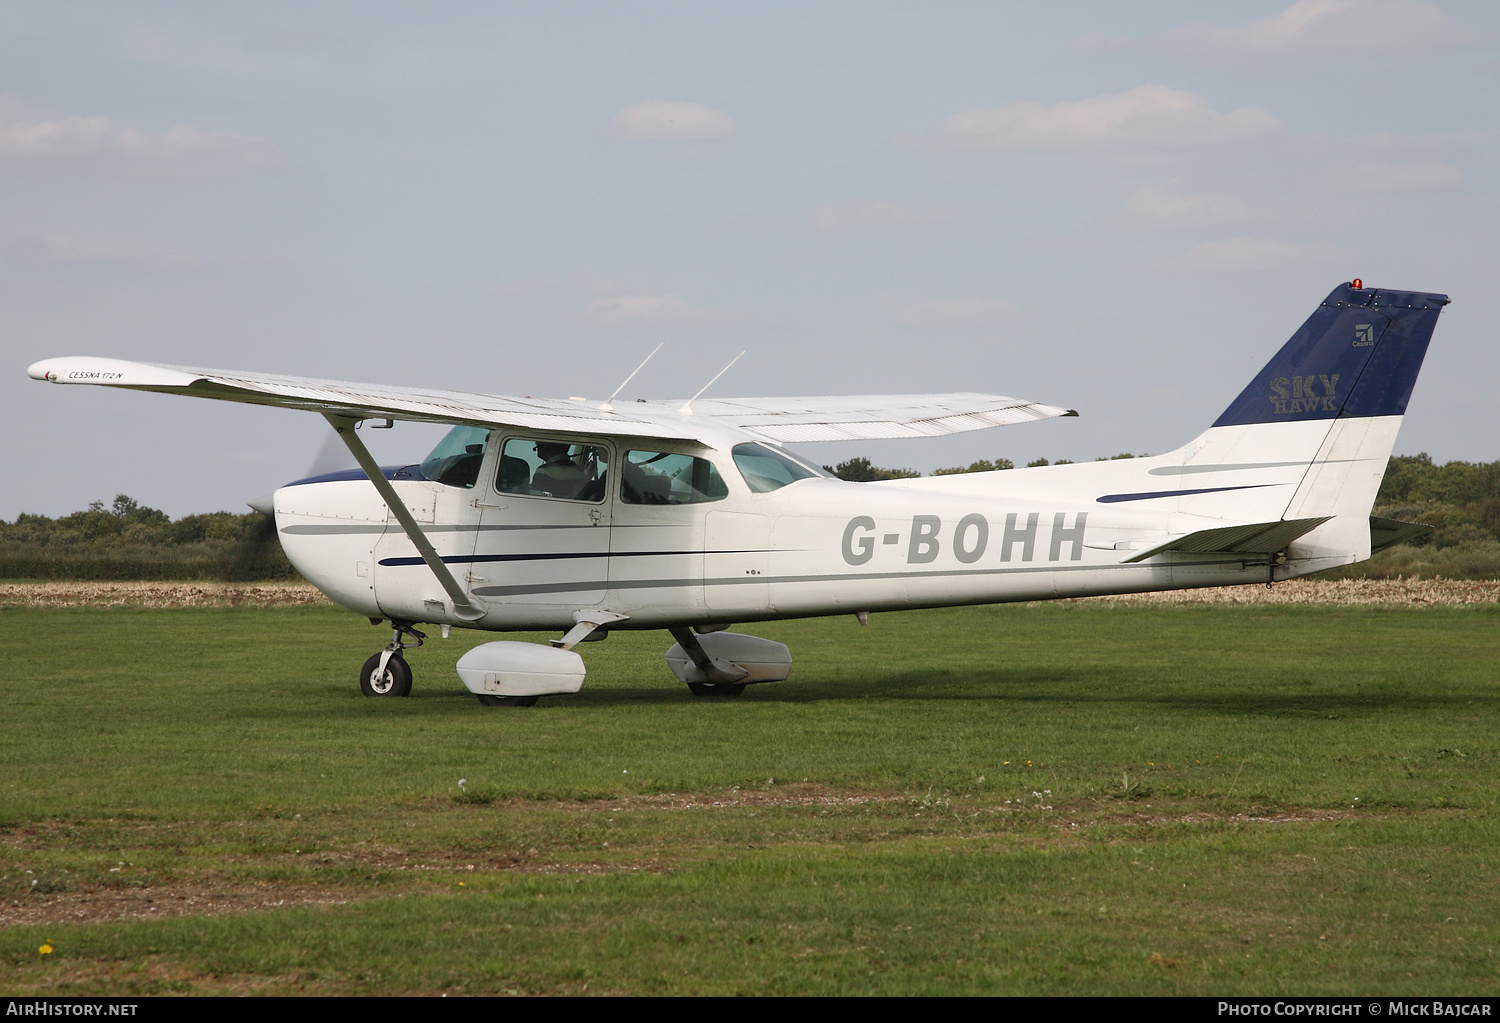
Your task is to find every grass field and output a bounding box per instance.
[1,597,1498,995]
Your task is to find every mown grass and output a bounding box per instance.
[1,601,1498,994]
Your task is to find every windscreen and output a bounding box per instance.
[732,443,827,493]
[420,426,490,488]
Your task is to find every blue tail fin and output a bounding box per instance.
[1213,282,1449,428]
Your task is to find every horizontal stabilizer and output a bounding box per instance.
[1123,516,1333,563]
[1370,516,1432,553]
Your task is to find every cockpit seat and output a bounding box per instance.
[497,454,531,494]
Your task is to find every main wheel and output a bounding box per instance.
[360,652,413,698]
[687,682,746,697]
[478,694,539,707]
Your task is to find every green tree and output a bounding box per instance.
[824,458,921,482]
[933,458,1015,475]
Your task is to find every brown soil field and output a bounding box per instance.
[2,578,1497,608]
[1065,577,1500,606]
[0,581,330,608]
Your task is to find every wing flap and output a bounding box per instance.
[641,392,1076,442]
[1122,516,1333,563]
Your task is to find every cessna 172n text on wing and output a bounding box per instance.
[28,281,1447,706]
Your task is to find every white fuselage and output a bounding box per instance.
[274,417,1384,633]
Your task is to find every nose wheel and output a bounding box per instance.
[360,622,424,698]
[360,652,412,697]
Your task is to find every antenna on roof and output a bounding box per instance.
[680,350,745,415]
[599,342,664,412]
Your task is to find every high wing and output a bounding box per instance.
[637,394,1076,442]
[27,356,702,441]
[27,357,1074,443]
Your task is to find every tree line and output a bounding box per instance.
[0,495,293,581]
[3,452,1497,580]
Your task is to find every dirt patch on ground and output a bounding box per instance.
[0,581,329,608]
[458,784,908,813]
[3,883,354,928]
[0,796,1442,929]
[1069,806,1373,828]
[1061,578,1500,606]
[5,578,1496,608]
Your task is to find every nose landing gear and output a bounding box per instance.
[360,622,425,698]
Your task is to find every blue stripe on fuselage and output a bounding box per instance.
[1096,484,1277,504]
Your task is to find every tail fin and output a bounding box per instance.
[1170,282,1448,565]
[1212,281,1447,429]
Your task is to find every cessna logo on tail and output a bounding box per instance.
[1354,324,1375,347]
[1269,374,1338,414]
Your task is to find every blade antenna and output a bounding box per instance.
[680,350,746,415]
[599,342,664,412]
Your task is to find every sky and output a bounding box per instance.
[3,0,1496,519]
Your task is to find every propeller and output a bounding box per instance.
[225,509,283,582]
[233,430,361,582]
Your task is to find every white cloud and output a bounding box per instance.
[811,201,952,232]
[1114,185,1257,231]
[0,104,282,176]
[28,233,198,268]
[1178,236,1345,271]
[1155,0,1473,55]
[896,298,1014,327]
[581,294,732,326]
[608,101,736,140]
[1325,160,1462,192]
[904,85,1278,153]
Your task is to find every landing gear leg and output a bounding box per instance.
[670,627,749,698]
[360,622,425,698]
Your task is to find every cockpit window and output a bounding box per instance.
[497,437,610,502]
[420,426,490,489]
[621,450,728,505]
[732,443,826,493]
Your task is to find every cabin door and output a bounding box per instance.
[465,435,613,612]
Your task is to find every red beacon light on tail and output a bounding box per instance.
[1351,278,1363,289]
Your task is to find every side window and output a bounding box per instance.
[731,442,824,493]
[420,425,490,489]
[497,438,610,502]
[621,450,728,506]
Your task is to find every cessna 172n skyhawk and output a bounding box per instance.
[27,281,1446,706]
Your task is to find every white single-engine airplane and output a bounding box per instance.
[28,281,1446,706]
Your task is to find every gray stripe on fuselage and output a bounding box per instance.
[469,558,1251,598]
[281,522,634,535]
[1147,459,1362,476]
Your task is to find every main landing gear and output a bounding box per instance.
[667,628,789,698]
[686,682,746,697]
[360,621,425,698]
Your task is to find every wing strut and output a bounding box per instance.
[325,413,485,621]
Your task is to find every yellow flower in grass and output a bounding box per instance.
[39,943,52,955]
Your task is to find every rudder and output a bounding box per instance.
[1169,282,1448,566]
